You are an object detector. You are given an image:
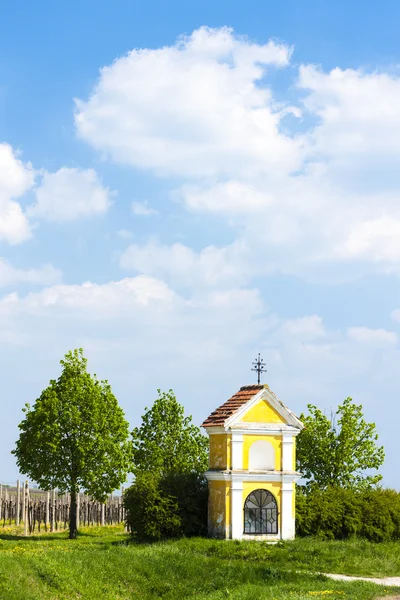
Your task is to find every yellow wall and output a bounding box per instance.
[239,399,286,424]
[209,434,231,470]
[243,434,282,471]
[208,479,231,538]
[208,480,226,538]
[225,483,231,536]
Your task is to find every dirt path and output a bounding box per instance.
[324,572,400,592]
[325,572,400,586]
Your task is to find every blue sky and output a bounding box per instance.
[1,0,400,487]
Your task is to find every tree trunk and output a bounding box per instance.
[69,489,78,539]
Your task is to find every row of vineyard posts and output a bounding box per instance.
[0,480,126,535]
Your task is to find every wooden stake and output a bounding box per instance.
[21,480,25,526]
[24,480,29,536]
[46,491,50,528]
[16,480,20,526]
[51,489,55,532]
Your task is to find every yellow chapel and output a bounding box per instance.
[202,384,303,540]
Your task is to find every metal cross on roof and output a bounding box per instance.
[251,353,266,384]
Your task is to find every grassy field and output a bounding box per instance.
[0,525,400,600]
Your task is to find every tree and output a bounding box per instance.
[296,397,385,490]
[126,390,209,539]
[13,349,131,539]
[131,389,208,477]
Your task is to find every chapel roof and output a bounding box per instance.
[202,384,265,428]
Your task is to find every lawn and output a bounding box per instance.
[0,525,399,600]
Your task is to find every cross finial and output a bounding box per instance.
[251,353,266,384]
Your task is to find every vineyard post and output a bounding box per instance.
[21,480,25,526]
[46,491,50,528]
[24,480,29,536]
[101,502,105,526]
[51,489,55,532]
[16,480,20,526]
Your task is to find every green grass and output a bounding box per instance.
[0,526,399,600]
[176,536,400,578]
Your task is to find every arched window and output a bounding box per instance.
[244,489,278,534]
[248,440,275,470]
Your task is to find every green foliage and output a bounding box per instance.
[13,349,131,538]
[296,487,362,540]
[296,486,400,542]
[297,397,384,490]
[124,473,181,540]
[160,472,208,537]
[124,472,208,540]
[360,488,400,542]
[131,388,208,477]
[127,389,209,540]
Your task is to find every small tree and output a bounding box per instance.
[126,389,209,539]
[13,349,131,539]
[132,389,208,477]
[297,397,384,490]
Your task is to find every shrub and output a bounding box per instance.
[360,489,398,542]
[124,473,181,540]
[124,472,208,540]
[296,486,400,542]
[160,473,208,537]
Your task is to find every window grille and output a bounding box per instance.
[243,489,278,534]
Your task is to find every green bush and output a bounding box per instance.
[360,489,400,542]
[124,473,181,540]
[160,473,208,537]
[296,486,400,542]
[124,472,208,540]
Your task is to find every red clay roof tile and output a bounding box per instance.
[202,385,265,428]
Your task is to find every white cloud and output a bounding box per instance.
[119,239,248,288]
[0,259,61,287]
[347,326,398,345]
[131,201,159,216]
[29,167,113,222]
[0,143,34,244]
[177,181,273,214]
[299,65,400,167]
[0,275,175,318]
[75,27,300,179]
[339,216,400,263]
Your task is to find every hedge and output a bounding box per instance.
[296,487,400,542]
